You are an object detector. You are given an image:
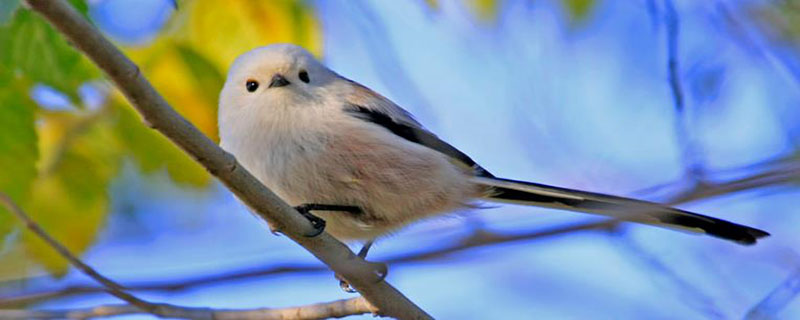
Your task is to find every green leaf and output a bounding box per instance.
[175,44,224,109]
[0,77,38,249]
[21,114,120,276]
[0,0,20,26]
[0,9,99,101]
[113,102,211,187]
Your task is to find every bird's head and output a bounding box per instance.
[219,43,337,113]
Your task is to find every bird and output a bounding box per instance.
[217,43,768,260]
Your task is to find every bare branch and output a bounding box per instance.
[0,192,159,316]
[663,0,705,182]
[23,0,431,318]
[745,268,800,320]
[0,192,375,319]
[612,235,725,319]
[4,156,797,307]
[666,161,800,205]
[1,220,619,306]
[0,298,375,320]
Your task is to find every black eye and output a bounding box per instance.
[298,70,310,83]
[246,80,259,92]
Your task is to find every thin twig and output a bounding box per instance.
[611,235,725,319]
[0,298,375,320]
[0,192,159,316]
[4,156,797,307]
[24,0,431,318]
[0,193,376,319]
[0,220,619,306]
[667,161,800,205]
[745,268,800,320]
[663,0,705,182]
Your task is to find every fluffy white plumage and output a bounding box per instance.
[219,44,481,240]
[218,44,768,245]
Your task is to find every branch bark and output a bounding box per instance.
[23,0,432,319]
[4,156,796,308]
[0,192,157,315]
[0,298,375,320]
[0,220,618,307]
[0,192,376,319]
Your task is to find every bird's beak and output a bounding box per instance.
[268,74,291,88]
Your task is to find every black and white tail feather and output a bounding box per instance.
[343,92,769,246]
[474,176,769,245]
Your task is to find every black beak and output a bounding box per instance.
[268,74,291,88]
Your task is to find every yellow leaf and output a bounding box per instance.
[183,0,322,69]
[563,0,596,25]
[124,0,322,144]
[467,0,500,22]
[20,113,120,276]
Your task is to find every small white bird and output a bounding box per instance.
[218,44,768,255]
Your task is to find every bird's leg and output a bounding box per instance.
[338,239,387,293]
[291,205,385,292]
[292,203,362,238]
[357,239,374,258]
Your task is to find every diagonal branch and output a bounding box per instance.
[0,192,376,319]
[24,0,431,318]
[745,267,800,320]
[0,192,158,316]
[1,220,619,307]
[3,157,796,307]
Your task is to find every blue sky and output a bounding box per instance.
[28,0,800,319]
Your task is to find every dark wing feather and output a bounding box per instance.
[344,104,493,177]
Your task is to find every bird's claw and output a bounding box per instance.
[294,205,327,237]
[302,213,326,237]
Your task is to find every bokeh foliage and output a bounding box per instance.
[6,0,749,281]
[0,0,320,278]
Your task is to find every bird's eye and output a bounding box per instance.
[246,80,259,92]
[298,70,310,83]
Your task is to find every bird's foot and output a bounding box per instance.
[292,204,362,238]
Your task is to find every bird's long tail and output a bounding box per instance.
[473,176,769,245]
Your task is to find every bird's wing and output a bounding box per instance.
[343,80,493,177]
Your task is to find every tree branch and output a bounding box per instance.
[663,0,705,182]
[745,268,800,320]
[1,220,619,307]
[0,192,376,319]
[4,156,797,308]
[24,0,432,318]
[0,192,158,316]
[0,298,375,320]
[666,161,800,205]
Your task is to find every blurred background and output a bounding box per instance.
[1,0,800,319]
